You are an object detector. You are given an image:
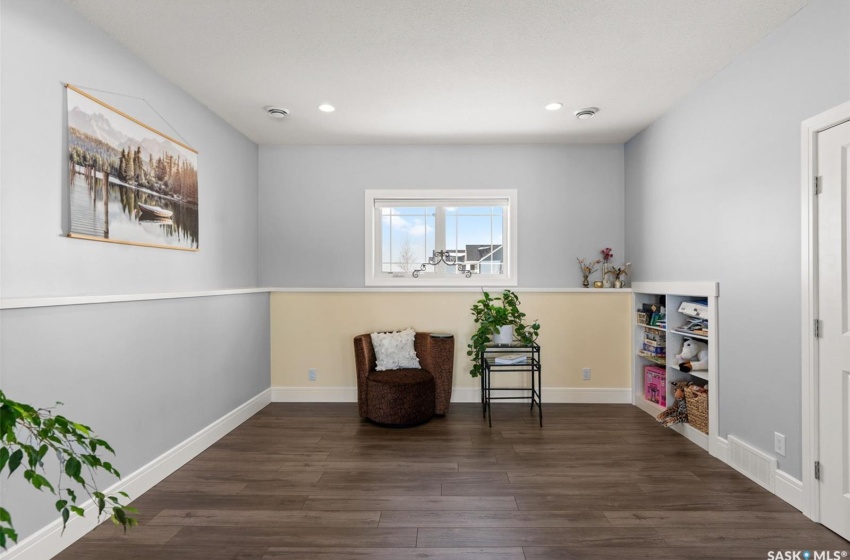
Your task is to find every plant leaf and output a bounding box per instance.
[33,474,55,493]
[64,457,81,478]
[7,450,23,476]
[71,422,91,435]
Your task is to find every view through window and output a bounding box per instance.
[366,190,516,286]
[381,204,504,275]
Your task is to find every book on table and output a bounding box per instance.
[493,353,528,365]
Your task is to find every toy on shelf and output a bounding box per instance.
[656,381,690,427]
[673,338,708,373]
[644,365,666,407]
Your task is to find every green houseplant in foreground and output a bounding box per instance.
[467,290,540,378]
[0,390,137,549]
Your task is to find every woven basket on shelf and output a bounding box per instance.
[684,386,708,434]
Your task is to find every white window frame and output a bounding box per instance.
[364,189,518,287]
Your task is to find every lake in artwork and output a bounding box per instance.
[69,165,198,249]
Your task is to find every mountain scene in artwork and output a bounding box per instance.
[68,106,198,205]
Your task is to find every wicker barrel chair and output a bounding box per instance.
[353,332,454,427]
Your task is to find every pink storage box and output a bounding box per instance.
[644,365,666,407]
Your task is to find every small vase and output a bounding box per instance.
[582,274,590,288]
[614,279,624,289]
[602,264,612,288]
[493,325,514,345]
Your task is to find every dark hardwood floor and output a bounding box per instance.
[55,403,847,559]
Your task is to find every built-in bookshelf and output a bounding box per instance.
[631,282,719,457]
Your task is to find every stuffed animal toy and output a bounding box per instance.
[656,381,689,427]
[674,338,708,373]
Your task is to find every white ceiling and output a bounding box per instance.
[66,0,808,145]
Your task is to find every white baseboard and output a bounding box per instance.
[714,435,803,513]
[451,386,631,403]
[272,386,358,402]
[715,435,730,463]
[549,387,631,403]
[774,470,804,512]
[1,388,271,560]
[271,386,630,404]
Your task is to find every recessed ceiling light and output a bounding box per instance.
[265,106,289,119]
[318,104,335,113]
[544,102,563,111]
[574,107,599,120]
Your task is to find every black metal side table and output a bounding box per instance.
[480,341,542,427]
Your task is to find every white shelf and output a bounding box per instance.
[636,352,666,367]
[670,329,708,341]
[634,396,665,416]
[632,283,718,459]
[668,422,709,451]
[635,397,709,452]
[637,323,666,332]
[632,281,718,297]
[675,368,708,382]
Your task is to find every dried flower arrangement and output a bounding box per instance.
[577,257,602,288]
[610,262,632,287]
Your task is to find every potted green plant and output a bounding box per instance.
[0,390,137,549]
[466,290,540,378]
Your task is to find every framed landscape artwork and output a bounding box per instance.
[66,84,199,251]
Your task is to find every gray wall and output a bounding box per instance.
[0,293,270,540]
[259,144,625,287]
[624,0,850,478]
[1,0,259,299]
[0,0,270,545]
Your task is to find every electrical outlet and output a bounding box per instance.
[774,432,786,456]
[582,368,591,381]
[308,368,317,382]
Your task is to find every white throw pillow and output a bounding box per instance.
[370,328,421,371]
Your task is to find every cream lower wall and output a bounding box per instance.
[270,292,631,399]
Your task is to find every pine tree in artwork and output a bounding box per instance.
[118,148,127,182]
[126,148,134,183]
[155,157,166,183]
[133,147,143,184]
[147,154,155,187]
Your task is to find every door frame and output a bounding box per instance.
[801,101,850,521]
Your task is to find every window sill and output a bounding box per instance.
[365,275,517,288]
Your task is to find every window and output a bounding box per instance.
[365,190,517,286]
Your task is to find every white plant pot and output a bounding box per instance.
[493,325,514,345]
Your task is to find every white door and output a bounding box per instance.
[817,119,850,540]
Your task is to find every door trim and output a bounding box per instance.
[800,101,850,521]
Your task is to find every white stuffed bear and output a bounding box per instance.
[674,338,708,373]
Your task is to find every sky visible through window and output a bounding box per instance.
[381,206,504,273]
